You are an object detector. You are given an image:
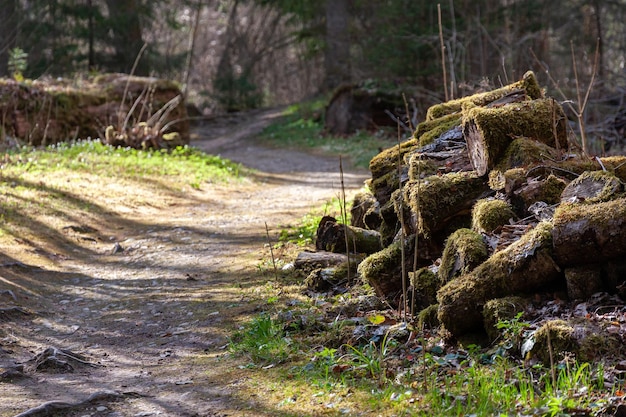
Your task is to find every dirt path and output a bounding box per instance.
[0,109,369,416]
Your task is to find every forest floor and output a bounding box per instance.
[0,108,369,416]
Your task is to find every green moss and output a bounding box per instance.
[471,199,516,233]
[369,138,418,178]
[409,267,439,308]
[407,154,439,181]
[600,156,626,182]
[437,222,558,336]
[426,71,543,120]
[417,304,440,329]
[357,238,404,294]
[438,228,489,284]
[462,98,568,173]
[529,320,577,364]
[414,113,462,146]
[483,296,527,342]
[561,170,623,204]
[496,137,559,171]
[488,168,526,192]
[404,171,487,237]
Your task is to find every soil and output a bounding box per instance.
[0,108,369,416]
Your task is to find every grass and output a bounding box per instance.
[230,298,620,416]
[258,99,396,169]
[0,140,244,240]
[2,140,244,184]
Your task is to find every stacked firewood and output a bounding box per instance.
[309,71,626,344]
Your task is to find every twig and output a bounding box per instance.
[396,123,407,323]
[117,43,148,126]
[438,4,448,101]
[264,222,278,281]
[339,156,351,284]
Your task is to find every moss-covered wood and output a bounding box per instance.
[437,222,561,337]
[552,198,626,267]
[409,267,439,310]
[414,113,462,146]
[350,190,378,229]
[368,139,417,179]
[403,172,489,237]
[495,137,560,171]
[438,228,489,285]
[471,199,516,233]
[483,296,528,343]
[560,170,624,204]
[425,71,543,121]
[463,98,567,176]
[357,238,408,302]
[294,251,361,276]
[315,216,383,254]
[564,264,603,300]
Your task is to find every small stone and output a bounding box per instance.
[96,406,108,411]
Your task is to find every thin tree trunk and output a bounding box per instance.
[323,0,350,91]
[0,0,18,76]
[105,0,147,75]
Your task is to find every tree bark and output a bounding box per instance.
[323,0,350,90]
[552,198,626,267]
[463,98,568,176]
[0,0,18,77]
[105,0,147,75]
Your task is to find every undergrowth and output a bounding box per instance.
[234,212,626,416]
[258,99,395,169]
[1,139,243,184]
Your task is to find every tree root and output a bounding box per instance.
[12,390,125,417]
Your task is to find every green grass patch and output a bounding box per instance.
[259,100,395,169]
[2,140,244,185]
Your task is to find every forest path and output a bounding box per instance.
[0,108,369,416]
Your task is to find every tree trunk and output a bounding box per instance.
[0,0,18,77]
[323,0,350,90]
[105,0,147,75]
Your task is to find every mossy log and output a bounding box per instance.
[407,128,473,179]
[294,251,359,276]
[409,267,439,311]
[495,137,560,172]
[357,239,407,302]
[403,172,490,237]
[514,174,568,213]
[369,138,417,179]
[437,222,561,337]
[560,170,623,204]
[426,71,543,121]
[526,319,621,363]
[438,228,489,285]
[414,113,462,146]
[564,264,603,300]
[552,198,626,267]
[315,216,382,254]
[463,98,567,176]
[483,296,528,342]
[350,191,378,229]
[471,199,516,233]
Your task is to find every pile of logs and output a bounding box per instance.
[306,71,626,343]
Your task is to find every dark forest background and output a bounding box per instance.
[0,0,624,123]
